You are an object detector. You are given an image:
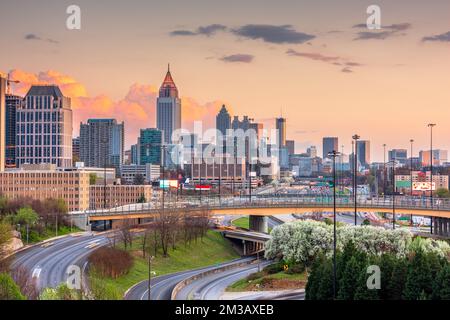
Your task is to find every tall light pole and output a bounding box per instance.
[410,139,414,197]
[383,144,387,196]
[102,138,108,210]
[147,255,154,300]
[328,150,340,300]
[428,123,436,234]
[352,134,360,225]
[389,159,396,230]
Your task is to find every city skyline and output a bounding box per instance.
[1,0,449,161]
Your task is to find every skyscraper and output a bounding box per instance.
[72,137,80,163]
[0,75,5,171]
[323,137,338,159]
[388,149,407,165]
[79,119,124,175]
[356,140,371,168]
[16,85,73,168]
[138,128,163,165]
[276,117,286,147]
[157,65,181,144]
[216,105,231,136]
[5,94,21,168]
[286,140,295,155]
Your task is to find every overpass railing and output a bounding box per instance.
[84,195,450,218]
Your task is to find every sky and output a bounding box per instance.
[0,0,449,161]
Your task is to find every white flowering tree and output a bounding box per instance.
[265,220,450,266]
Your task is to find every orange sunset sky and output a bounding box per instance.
[1,0,449,161]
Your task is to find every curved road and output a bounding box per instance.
[125,257,254,300]
[174,261,271,300]
[10,232,109,291]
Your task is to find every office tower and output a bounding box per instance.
[216,104,231,137]
[0,75,5,171]
[307,146,317,158]
[356,140,371,168]
[138,128,163,165]
[388,149,407,165]
[419,149,448,167]
[72,137,80,162]
[157,65,181,144]
[16,85,73,168]
[130,144,139,165]
[286,140,295,155]
[79,119,124,174]
[5,94,21,168]
[276,117,286,148]
[322,137,338,159]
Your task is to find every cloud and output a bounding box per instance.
[286,49,362,72]
[341,67,353,73]
[24,33,59,44]
[422,31,450,42]
[8,69,226,147]
[353,22,411,40]
[232,24,315,44]
[170,24,227,37]
[220,54,254,63]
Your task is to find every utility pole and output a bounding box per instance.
[383,144,387,196]
[428,123,436,234]
[352,134,360,225]
[328,150,340,300]
[390,159,396,230]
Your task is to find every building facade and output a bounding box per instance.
[419,149,448,167]
[157,66,181,144]
[389,149,408,165]
[276,117,286,148]
[120,163,161,184]
[79,119,124,175]
[323,137,338,159]
[89,185,153,210]
[216,105,231,137]
[16,85,73,168]
[138,128,162,165]
[0,164,90,211]
[0,76,7,170]
[395,171,449,195]
[5,94,22,168]
[356,140,371,168]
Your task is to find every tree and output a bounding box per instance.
[39,284,82,300]
[137,194,146,203]
[11,267,39,300]
[12,207,39,226]
[386,258,408,300]
[338,256,364,300]
[0,273,25,300]
[0,221,12,270]
[435,188,450,198]
[403,250,433,300]
[89,173,97,185]
[432,263,450,300]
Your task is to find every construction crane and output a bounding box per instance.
[6,73,20,94]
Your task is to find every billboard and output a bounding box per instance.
[159,180,179,189]
[412,182,436,191]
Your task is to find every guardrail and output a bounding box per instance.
[83,195,450,218]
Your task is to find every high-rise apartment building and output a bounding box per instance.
[157,65,181,144]
[72,137,80,162]
[79,119,124,175]
[16,85,73,168]
[322,137,338,159]
[138,128,163,165]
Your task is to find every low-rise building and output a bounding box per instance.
[89,185,153,210]
[395,171,449,194]
[0,164,90,211]
[120,164,161,184]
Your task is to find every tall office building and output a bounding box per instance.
[0,75,5,171]
[419,149,448,167]
[286,140,295,155]
[216,105,231,136]
[388,149,407,165]
[322,137,338,159]
[16,85,73,168]
[157,65,181,144]
[138,128,163,165]
[356,140,371,168]
[79,119,124,175]
[276,117,286,147]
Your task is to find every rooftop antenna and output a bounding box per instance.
[6,72,20,95]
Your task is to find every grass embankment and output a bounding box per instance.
[232,217,249,229]
[89,230,239,299]
[26,226,82,243]
[227,264,308,292]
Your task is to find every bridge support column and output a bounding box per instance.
[434,217,450,238]
[249,215,269,234]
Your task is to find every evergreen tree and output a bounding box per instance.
[316,258,334,300]
[378,253,396,300]
[305,255,324,300]
[386,258,408,300]
[432,262,450,300]
[403,250,433,300]
[338,256,364,300]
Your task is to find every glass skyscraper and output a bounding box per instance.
[138,128,162,165]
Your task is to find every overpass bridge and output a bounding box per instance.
[70,196,450,238]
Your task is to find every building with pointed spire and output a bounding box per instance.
[157,65,181,144]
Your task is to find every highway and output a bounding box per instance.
[10,232,109,291]
[125,258,254,300]
[174,261,272,300]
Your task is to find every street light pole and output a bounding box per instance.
[102,138,108,210]
[390,159,396,230]
[328,150,340,300]
[410,139,414,197]
[352,134,360,225]
[383,144,387,196]
[428,123,436,234]
[147,255,154,301]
